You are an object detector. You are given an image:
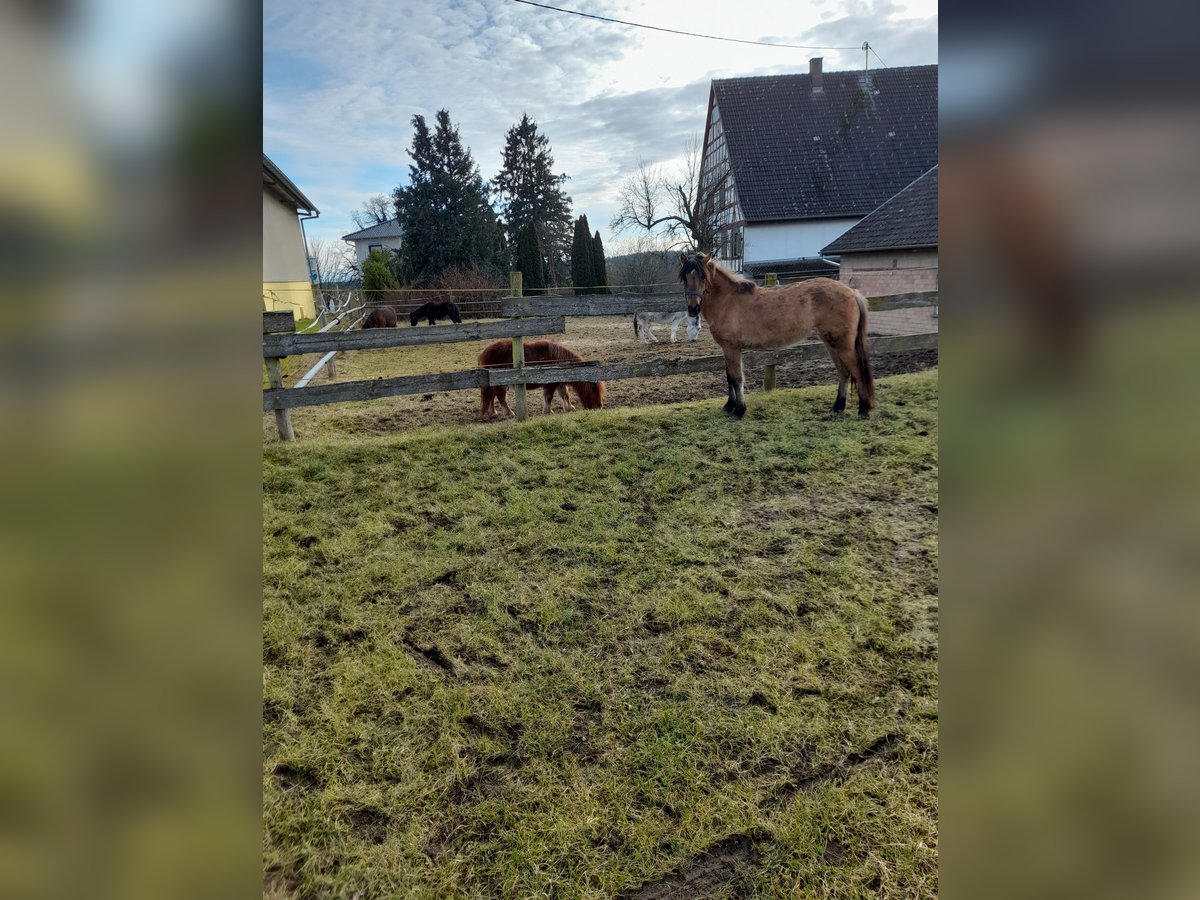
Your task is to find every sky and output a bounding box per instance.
[263,0,938,258]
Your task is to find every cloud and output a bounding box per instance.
[265,0,937,247]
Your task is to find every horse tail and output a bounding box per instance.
[854,291,875,408]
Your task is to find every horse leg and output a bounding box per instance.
[669,319,679,342]
[560,385,576,411]
[834,341,870,419]
[542,385,555,414]
[496,388,515,418]
[722,347,746,419]
[825,341,851,415]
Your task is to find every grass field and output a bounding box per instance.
[263,370,938,898]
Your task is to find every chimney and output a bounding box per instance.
[810,57,823,93]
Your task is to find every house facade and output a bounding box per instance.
[697,59,937,280]
[342,218,403,268]
[263,154,319,320]
[822,165,938,297]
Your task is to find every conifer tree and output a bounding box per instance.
[591,230,609,295]
[570,215,595,295]
[494,115,573,287]
[516,225,546,294]
[392,109,506,285]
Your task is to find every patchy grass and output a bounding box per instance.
[263,371,938,898]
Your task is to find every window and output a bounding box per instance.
[368,243,383,254]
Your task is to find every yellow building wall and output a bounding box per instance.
[262,281,317,320]
[263,189,316,320]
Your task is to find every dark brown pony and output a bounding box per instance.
[410,301,463,326]
[361,306,398,328]
[477,339,606,421]
[680,253,874,419]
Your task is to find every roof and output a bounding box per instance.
[822,165,938,255]
[342,218,403,241]
[743,257,839,280]
[711,65,937,222]
[262,154,318,215]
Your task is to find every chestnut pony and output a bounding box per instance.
[361,306,398,328]
[477,339,606,420]
[680,253,874,419]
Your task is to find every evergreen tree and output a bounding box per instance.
[494,114,573,288]
[591,230,609,295]
[360,249,398,299]
[516,225,546,294]
[392,109,506,285]
[570,215,596,295]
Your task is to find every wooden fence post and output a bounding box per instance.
[509,271,527,421]
[763,273,778,392]
[263,311,297,442]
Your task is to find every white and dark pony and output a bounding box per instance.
[633,310,701,343]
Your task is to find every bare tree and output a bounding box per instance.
[610,138,728,253]
[349,194,393,229]
[308,237,355,286]
[606,234,675,293]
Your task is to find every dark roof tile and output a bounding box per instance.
[822,165,937,254]
[342,218,403,241]
[713,65,937,221]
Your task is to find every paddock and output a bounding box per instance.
[263,368,938,898]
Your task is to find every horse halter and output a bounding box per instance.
[680,256,706,317]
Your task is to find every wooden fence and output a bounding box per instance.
[263,274,937,441]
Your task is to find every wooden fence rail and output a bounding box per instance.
[263,316,565,358]
[499,291,938,318]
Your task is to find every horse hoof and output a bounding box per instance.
[858,410,871,420]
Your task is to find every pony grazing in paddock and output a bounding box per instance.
[361,306,398,328]
[633,310,701,343]
[477,339,606,421]
[679,252,874,419]
[409,300,463,326]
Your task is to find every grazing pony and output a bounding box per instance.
[361,306,398,328]
[633,310,701,343]
[409,300,463,326]
[477,339,606,421]
[679,253,874,419]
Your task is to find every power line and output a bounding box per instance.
[509,0,862,51]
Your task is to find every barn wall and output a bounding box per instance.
[837,249,938,297]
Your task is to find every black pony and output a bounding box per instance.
[409,301,463,326]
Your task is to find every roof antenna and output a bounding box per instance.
[863,41,870,75]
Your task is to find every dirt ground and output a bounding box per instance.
[274,315,938,438]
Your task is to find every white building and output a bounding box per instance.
[697,59,937,280]
[342,218,403,268]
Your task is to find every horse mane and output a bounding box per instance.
[705,256,757,295]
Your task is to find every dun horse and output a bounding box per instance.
[679,253,874,419]
[477,339,605,420]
